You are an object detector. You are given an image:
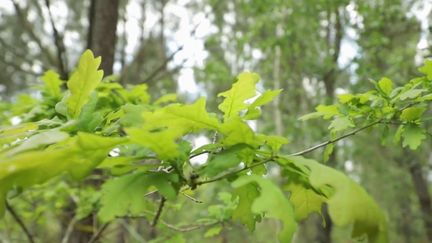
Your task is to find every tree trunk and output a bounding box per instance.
[316,6,343,243]
[409,161,432,242]
[88,0,120,75]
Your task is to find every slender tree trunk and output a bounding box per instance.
[273,45,284,136]
[409,161,432,241]
[64,2,121,242]
[88,0,120,75]
[316,6,343,243]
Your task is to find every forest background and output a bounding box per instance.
[0,0,432,242]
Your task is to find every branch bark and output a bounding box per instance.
[149,196,166,239]
[6,202,35,243]
[44,0,69,79]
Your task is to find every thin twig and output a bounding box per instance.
[144,190,159,197]
[6,202,35,243]
[189,150,211,159]
[149,197,166,239]
[289,120,382,156]
[151,197,166,227]
[161,220,219,232]
[10,0,56,66]
[140,1,220,84]
[87,222,110,243]
[181,192,203,203]
[60,216,78,243]
[118,210,219,233]
[196,159,272,186]
[44,0,68,79]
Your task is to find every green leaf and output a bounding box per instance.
[5,130,69,156]
[399,89,424,100]
[232,175,297,242]
[218,72,259,120]
[75,93,104,132]
[279,156,388,243]
[219,117,256,146]
[126,98,220,159]
[299,105,341,121]
[127,84,150,104]
[316,105,340,119]
[0,133,125,217]
[0,123,38,145]
[418,59,432,80]
[285,183,326,221]
[66,50,104,118]
[98,172,179,222]
[232,183,260,231]
[255,134,289,153]
[399,107,426,122]
[154,93,177,105]
[244,89,282,120]
[41,70,63,99]
[402,125,425,150]
[393,125,404,144]
[204,225,222,238]
[328,117,355,132]
[200,144,251,177]
[322,143,334,163]
[337,94,354,103]
[377,77,393,96]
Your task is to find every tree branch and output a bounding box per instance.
[196,158,272,186]
[289,120,382,156]
[139,1,220,84]
[60,216,78,243]
[43,0,69,79]
[10,0,56,66]
[87,222,110,243]
[149,196,166,239]
[161,220,219,232]
[6,202,35,243]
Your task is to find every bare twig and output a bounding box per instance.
[60,216,78,243]
[151,197,166,227]
[6,202,35,243]
[118,210,219,233]
[87,222,110,243]
[140,2,219,84]
[43,0,68,79]
[181,192,203,203]
[149,197,166,239]
[290,120,382,156]
[10,0,56,66]
[196,159,272,186]
[161,220,219,232]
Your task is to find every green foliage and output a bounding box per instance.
[65,50,104,118]
[99,172,179,222]
[301,73,432,150]
[218,72,259,120]
[2,50,432,242]
[232,175,297,242]
[280,156,388,243]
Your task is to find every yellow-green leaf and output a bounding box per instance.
[66,50,104,118]
[232,175,297,242]
[218,72,259,120]
[378,77,393,96]
[41,70,63,98]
